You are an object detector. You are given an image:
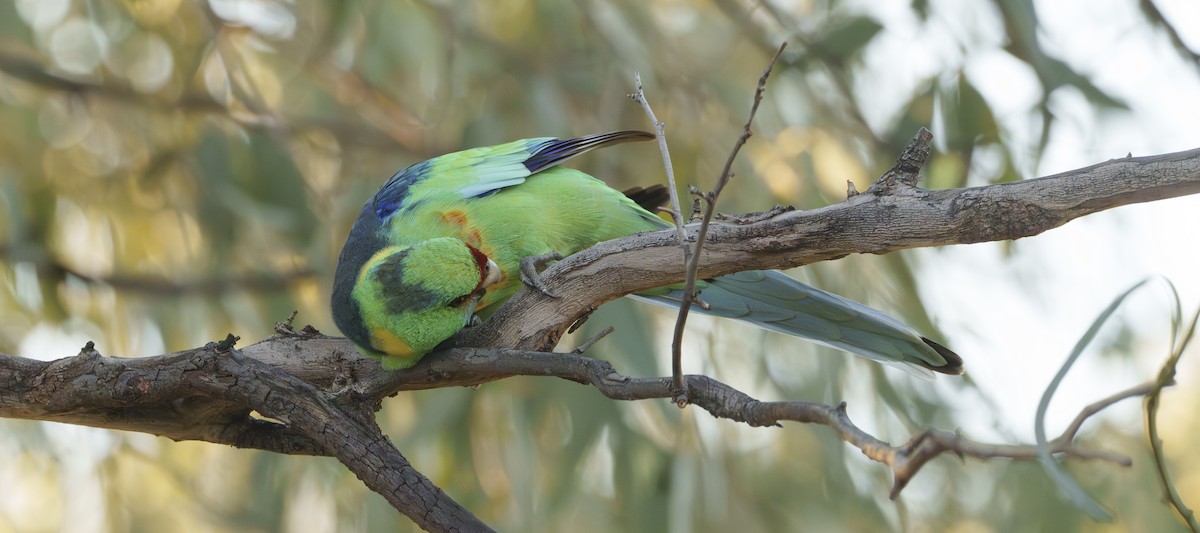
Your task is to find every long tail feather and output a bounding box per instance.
[523,131,655,174]
[633,270,963,377]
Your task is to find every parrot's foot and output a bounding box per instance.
[462,288,488,327]
[520,252,564,298]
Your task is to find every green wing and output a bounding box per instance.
[373,131,654,222]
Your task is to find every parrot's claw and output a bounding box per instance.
[462,289,487,327]
[520,252,564,298]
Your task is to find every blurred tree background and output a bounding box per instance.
[1,0,1199,531]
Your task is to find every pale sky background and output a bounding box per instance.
[912,0,1200,439]
[652,0,1200,518]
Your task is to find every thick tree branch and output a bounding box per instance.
[191,347,492,532]
[457,137,1200,356]
[0,339,490,532]
[0,335,1155,511]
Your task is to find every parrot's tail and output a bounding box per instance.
[632,269,963,379]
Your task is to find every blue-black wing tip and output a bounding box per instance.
[523,130,654,174]
[919,337,964,375]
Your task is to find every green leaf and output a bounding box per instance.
[1034,279,1152,522]
[948,74,1000,145]
[810,16,884,60]
[995,0,1126,110]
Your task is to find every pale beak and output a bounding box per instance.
[481,258,501,288]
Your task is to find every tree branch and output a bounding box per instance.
[0,334,1157,516]
[2,131,1198,530]
[458,137,1200,356]
[0,338,491,532]
[665,42,785,401]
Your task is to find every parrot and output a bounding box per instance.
[330,130,963,377]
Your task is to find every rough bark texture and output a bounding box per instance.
[2,131,1198,531]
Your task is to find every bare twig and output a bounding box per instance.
[630,72,690,260]
[1147,306,1200,531]
[665,42,786,402]
[714,0,887,150]
[573,325,615,354]
[275,310,301,335]
[1058,382,1159,444]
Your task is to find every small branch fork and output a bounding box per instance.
[1146,306,1200,531]
[633,42,788,403]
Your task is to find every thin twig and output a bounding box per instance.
[665,42,786,402]
[630,72,690,262]
[573,325,615,354]
[1147,306,1200,532]
[1057,382,1159,443]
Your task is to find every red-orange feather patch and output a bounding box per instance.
[465,243,490,291]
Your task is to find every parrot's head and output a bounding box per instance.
[348,237,501,369]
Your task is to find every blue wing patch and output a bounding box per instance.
[373,159,432,220]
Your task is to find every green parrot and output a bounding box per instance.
[331,131,963,377]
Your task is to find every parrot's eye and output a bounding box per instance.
[448,293,473,307]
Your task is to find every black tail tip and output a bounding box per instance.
[622,184,671,212]
[920,338,964,375]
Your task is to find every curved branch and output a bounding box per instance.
[0,337,1151,508]
[459,137,1200,355]
[0,339,490,532]
[191,348,492,532]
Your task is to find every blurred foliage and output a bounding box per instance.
[0,0,1197,532]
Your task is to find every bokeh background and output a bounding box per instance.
[2,0,1199,531]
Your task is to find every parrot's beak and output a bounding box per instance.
[463,258,502,327]
[481,258,501,288]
